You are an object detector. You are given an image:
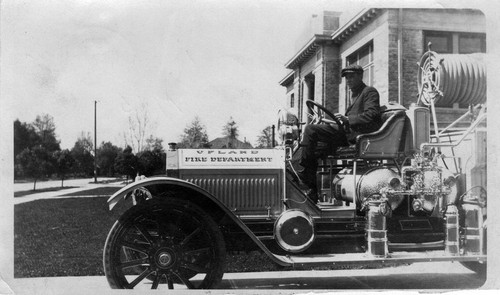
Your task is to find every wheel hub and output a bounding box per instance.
[152,245,178,269]
[157,252,173,267]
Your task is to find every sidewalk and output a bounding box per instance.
[14,178,125,205]
[2,262,488,294]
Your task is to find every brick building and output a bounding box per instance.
[280,8,487,191]
[280,8,486,125]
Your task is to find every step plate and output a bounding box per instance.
[275,251,486,267]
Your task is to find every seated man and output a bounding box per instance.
[297,64,382,202]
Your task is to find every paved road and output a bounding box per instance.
[14,177,125,205]
[3,261,489,294]
[14,177,120,192]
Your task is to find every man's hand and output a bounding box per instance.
[334,113,349,125]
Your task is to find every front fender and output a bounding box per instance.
[108,176,215,210]
[107,176,293,267]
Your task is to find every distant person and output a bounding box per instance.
[297,64,382,203]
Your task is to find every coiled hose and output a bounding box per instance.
[417,51,486,107]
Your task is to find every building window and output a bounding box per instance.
[290,93,295,108]
[347,41,374,86]
[345,41,374,105]
[459,33,486,53]
[424,32,452,53]
[424,31,486,54]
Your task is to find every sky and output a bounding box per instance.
[0,0,494,150]
[0,0,356,149]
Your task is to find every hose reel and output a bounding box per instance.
[417,51,486,107]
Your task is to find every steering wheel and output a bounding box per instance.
[305,100,345,133]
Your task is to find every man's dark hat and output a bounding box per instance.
[341,64,364,77]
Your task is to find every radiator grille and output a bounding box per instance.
[184,173,281,214]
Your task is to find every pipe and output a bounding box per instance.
[420,113,486,150]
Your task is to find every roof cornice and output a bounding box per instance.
[332,8,381,44]
[279,71,294,86]
[284,9,381,69]
[284,34,332,69]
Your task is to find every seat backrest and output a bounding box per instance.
[381,109,405,124]
[355,103,409,159]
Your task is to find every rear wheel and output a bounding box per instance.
[103,198,226,289]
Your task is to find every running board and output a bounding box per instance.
[388,240,445,251]
[271,251,486,267]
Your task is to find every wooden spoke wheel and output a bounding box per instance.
[103,198,226,290]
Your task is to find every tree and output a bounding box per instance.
[256,125,277,148]
[222,117,239,140]
[144,136,164,152]
[14,115,61,178]
[14,119,40,158]
[53,149,75,187]
[219,117,243,148]
[71,132,94,177]
[135,136,165,176]
[178,117,210,148]
[137,150,165,176]
[114,145,139,181]
[124,103,155,153]
[97,141,122,177]
[32,114,61,153]
[15,146,53,190]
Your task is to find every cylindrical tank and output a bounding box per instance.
[418,51,486,107]
[445,204,460,255]
[332,167,404,210]
[406,105,430,152]
[462,202,485,255]
[365,200,388,257]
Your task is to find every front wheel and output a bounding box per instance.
[103,198,226,290]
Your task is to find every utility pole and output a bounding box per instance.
[94,100,97,183]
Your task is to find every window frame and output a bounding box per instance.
[423,30,486,54]
[345,41,374,105]
[423,31,453,53]
[458,32,486,54]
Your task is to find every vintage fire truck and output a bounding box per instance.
[103,51,487,290]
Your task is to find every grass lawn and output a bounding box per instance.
[14,197,124,277]
[14,194,383,278]
[14,195,281,278]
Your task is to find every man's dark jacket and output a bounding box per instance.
[345,82,382,143]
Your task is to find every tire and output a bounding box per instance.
[103,198,226,289]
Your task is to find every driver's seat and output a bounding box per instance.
[332,103,412,160]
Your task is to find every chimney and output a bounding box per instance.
[295,11,342,51]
